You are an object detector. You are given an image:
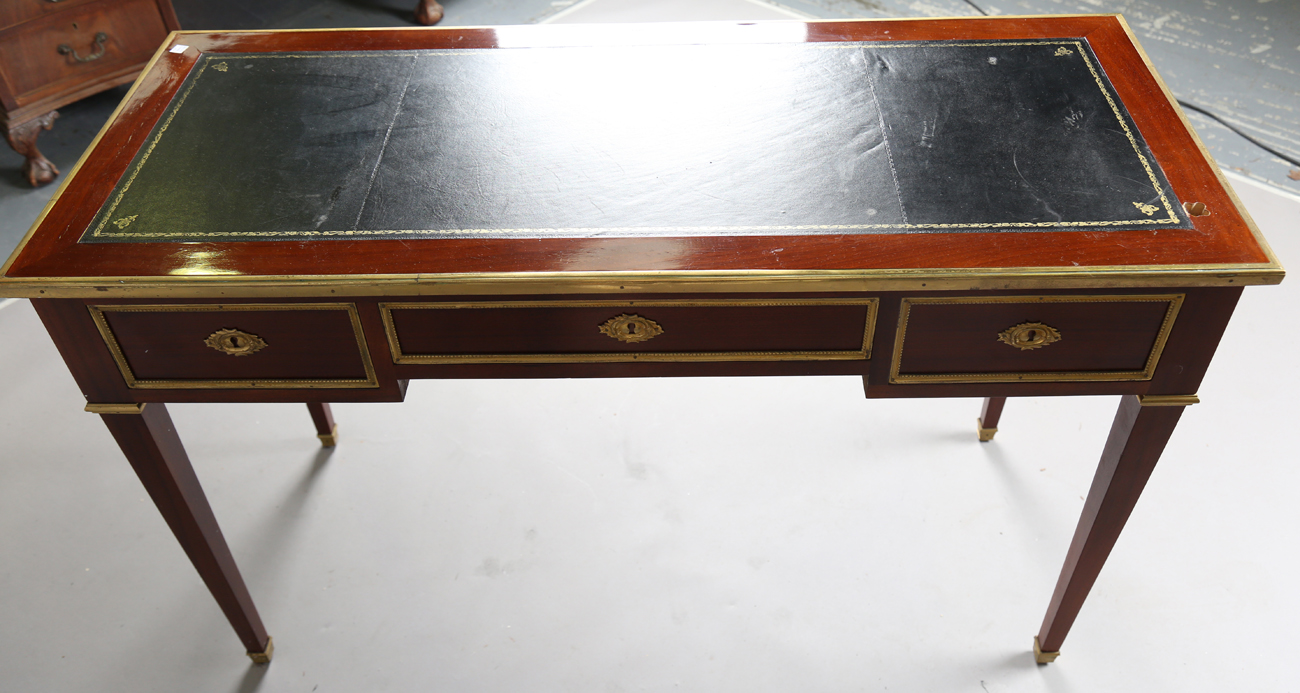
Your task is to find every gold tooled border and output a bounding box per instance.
[379,298,878,364]
[889,294,1184,384]
[89,303,379,389]
[90,39,1178,241]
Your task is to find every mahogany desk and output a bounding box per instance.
[0,16,1283,665]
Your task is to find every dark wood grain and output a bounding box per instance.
[96,403,271,656]
[3,16,1275,281]
[1036,394,1186,655]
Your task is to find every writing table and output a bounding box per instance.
[0,15,1283,664]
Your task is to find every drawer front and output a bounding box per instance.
[890,295,1183,384]
[0,0,102,33]
[0,0,168,100]
[90,304,379,389]
[381,299,878,364]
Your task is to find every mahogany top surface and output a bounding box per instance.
[0,16,1283,297]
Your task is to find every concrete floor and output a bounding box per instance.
[1,1,1298,691]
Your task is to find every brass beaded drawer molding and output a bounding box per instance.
[890,294,1184,384]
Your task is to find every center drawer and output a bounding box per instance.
[380,299,878,364]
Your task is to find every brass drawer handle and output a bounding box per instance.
[997,322,1061,351]
[58,32,108,63]
[204,329,267,356]
[599,314,663,343]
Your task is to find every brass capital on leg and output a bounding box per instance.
[246,636,274,664]
[1034,636,1060,664]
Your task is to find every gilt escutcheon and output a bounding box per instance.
[204,328,267,356]
[997,322,1061,351]
[599,314,663,344]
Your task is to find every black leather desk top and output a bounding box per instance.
[82,38,1189,244]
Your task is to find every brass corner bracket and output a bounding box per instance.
[246,636,274,664]
[976,418,997,442]
[84,402,147,415]
[1137,394,1200,407]
[1033,636,1060,664]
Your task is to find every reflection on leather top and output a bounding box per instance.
[82,39,1189,243]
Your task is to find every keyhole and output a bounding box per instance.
[1024,329,1038,342]
[626,323,637,334]
[230,336,242,348]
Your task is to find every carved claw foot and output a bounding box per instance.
[6,111,60,187]
[414,0,445,25]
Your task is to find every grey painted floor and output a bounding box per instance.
[1,0,1298,691]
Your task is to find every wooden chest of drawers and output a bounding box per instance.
[0,0,177,186]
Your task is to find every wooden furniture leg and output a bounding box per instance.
[307,402,338,447]
[5,111,60,187]
[414,0,444,25]
[91,402,274,663]
[1034,394,1193,663]
[977,396,1006,441]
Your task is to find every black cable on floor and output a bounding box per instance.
[962,0,989,15]
[1176,99,1300,168]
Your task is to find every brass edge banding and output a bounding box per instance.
[1115,16,1285,277]
[84,402,147,414]
[380,299,878,364]
[1,265,1281,299]
[889,295,1184,384]
[1033,636,1060,664]
[88,303,379,389]
[1137,394,1199,407]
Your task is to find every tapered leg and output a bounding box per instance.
[5,111,60,187]
[1034,394,1188,663]
[414,0,444,25]
[307,402,338,447]
[977,397,1006,441]
[96,403,273,662]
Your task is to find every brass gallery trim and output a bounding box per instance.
[889,294,1185,384]
[379,299,878,364]
[88,303,379,389]
[0,264,1283,299]
[1138,394,1200,407]
[84,402,147,414]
